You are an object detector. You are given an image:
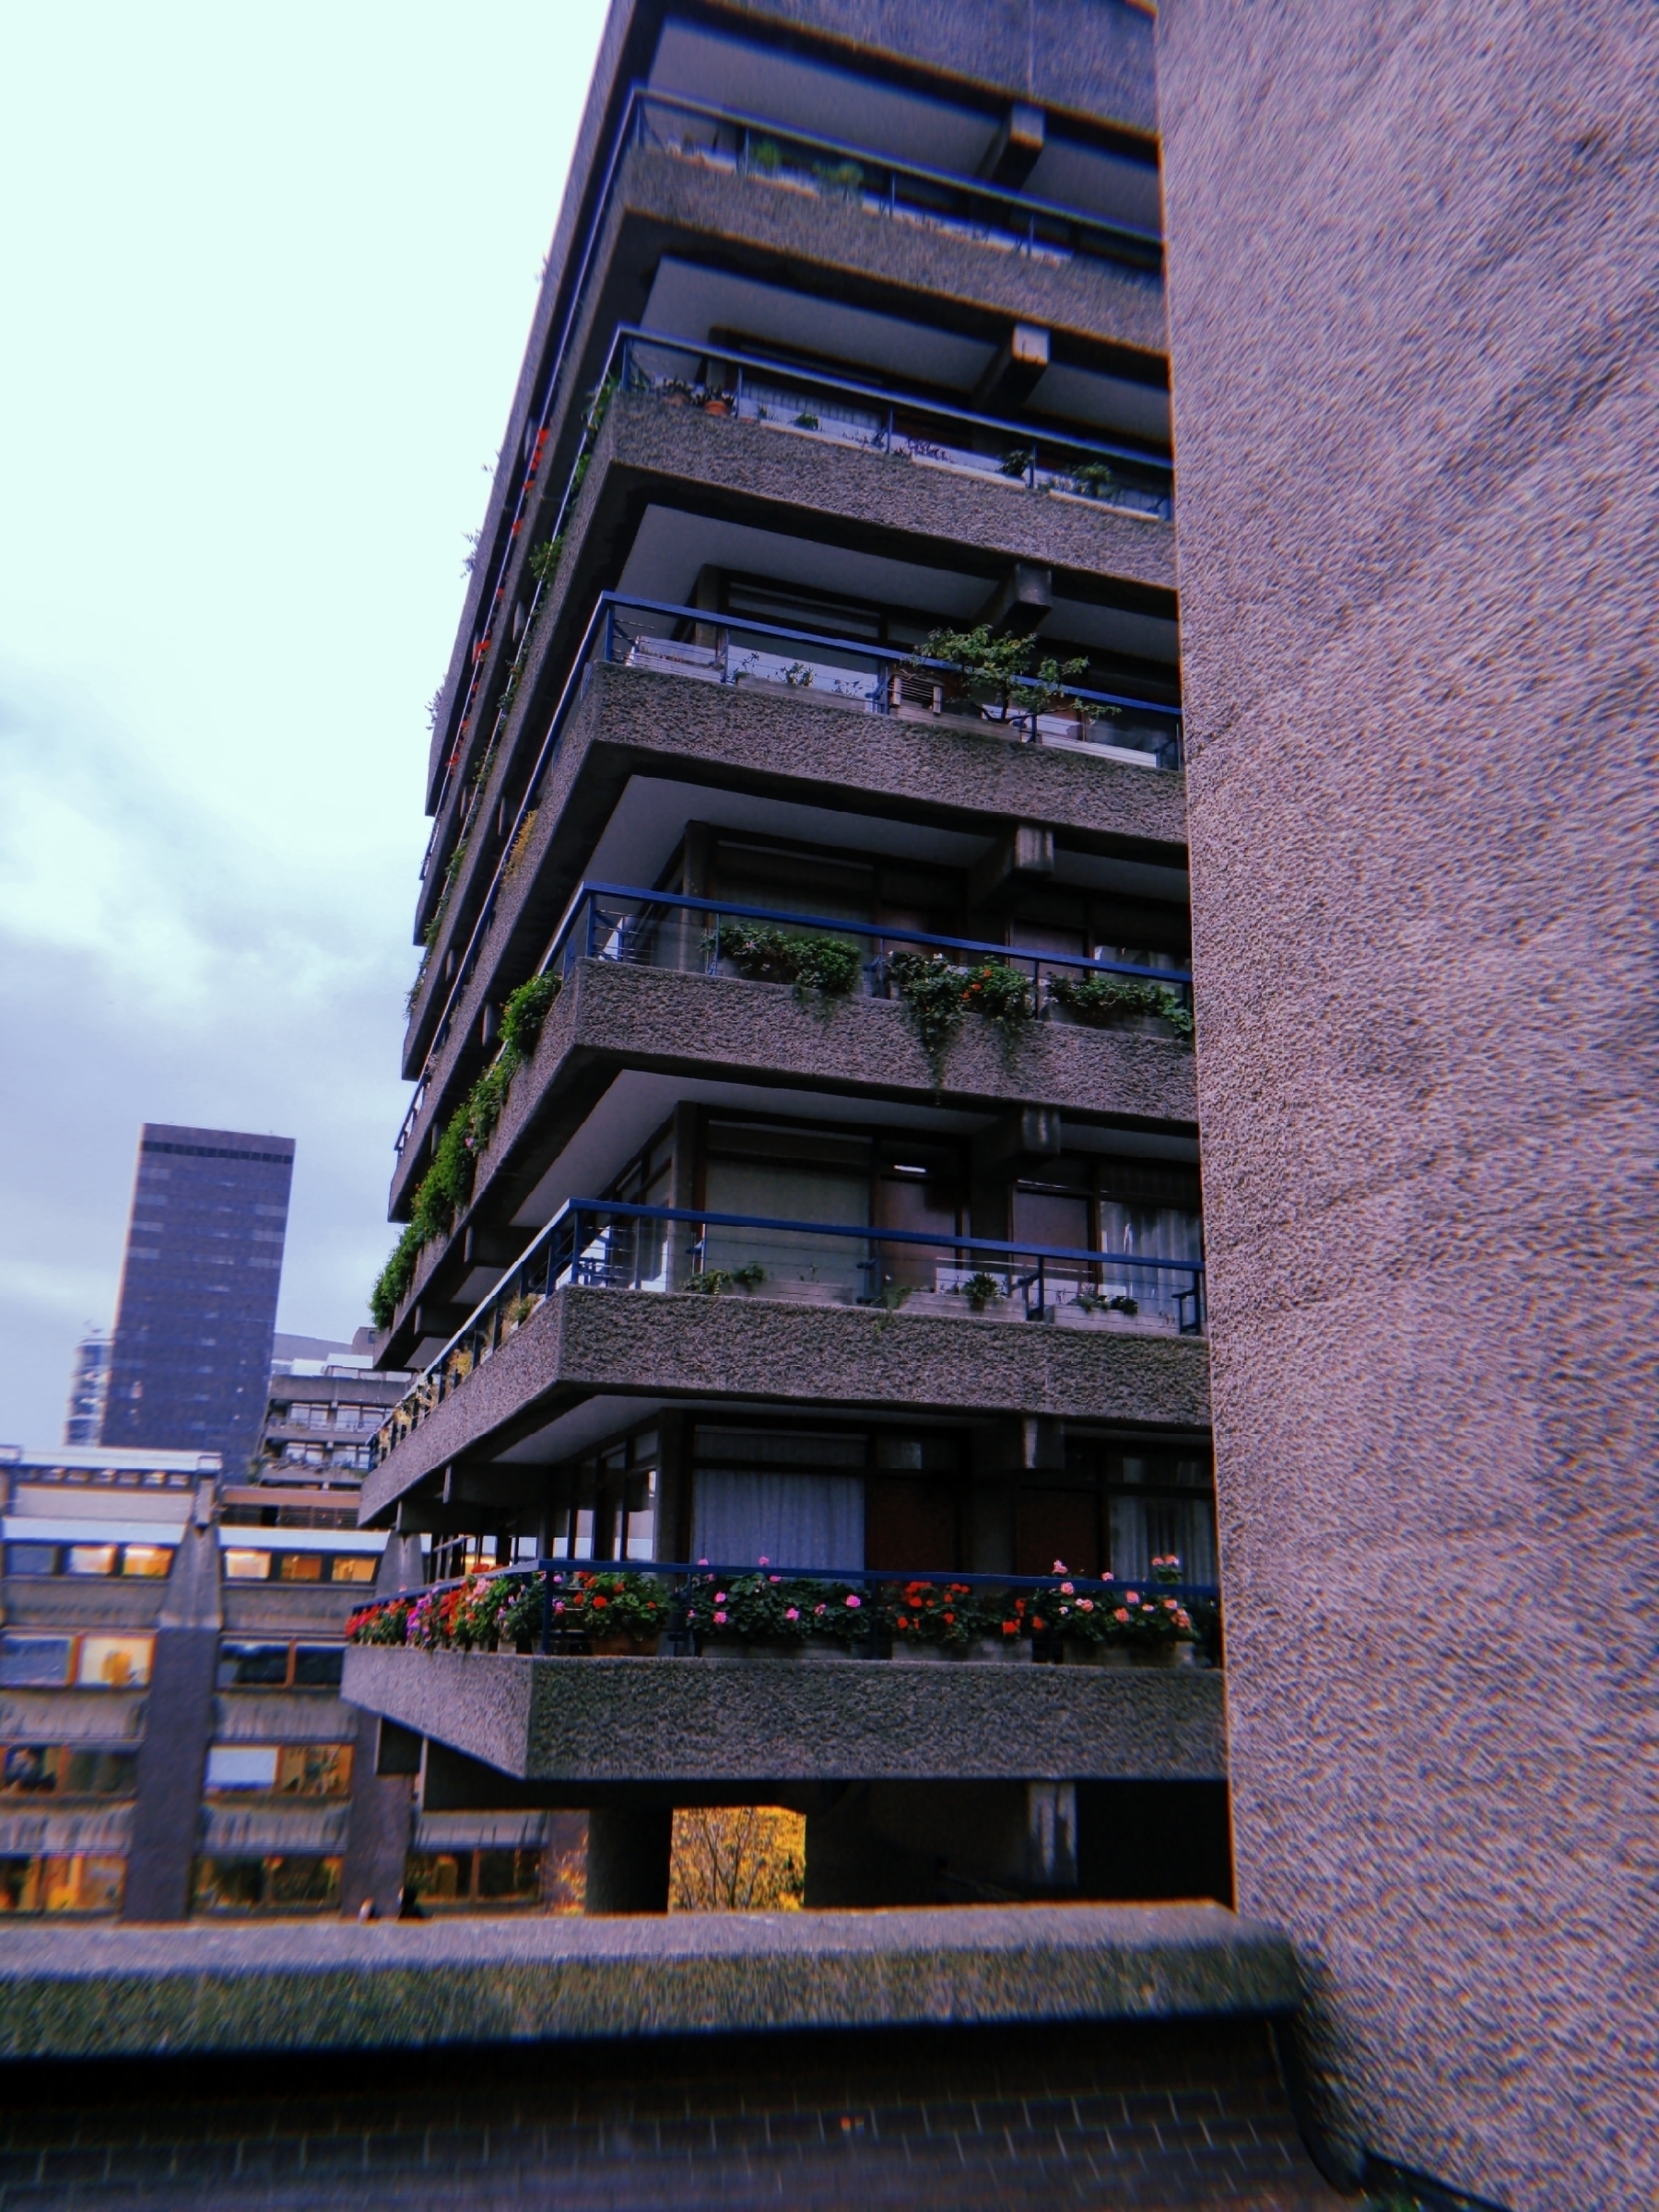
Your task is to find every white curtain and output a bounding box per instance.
[1099,1203,1204,1324]
[691,1470,865,1573]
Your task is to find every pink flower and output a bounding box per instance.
[715,1593,727,1604]
[713,1610,728,1626]
[1124,1592,1139,1606]
[1060,1582,1075,1595]
[1077,1598,1094,1613]
[697,1557,709,1566]
[1052,1559,1067,1573]
[784,1608,799,1621]
[814,1604,827,1617]
[758,1557,770,1567]
[845,1594,862,1609]
[769,1575,781,1584]
[1113,1607,1129,1623]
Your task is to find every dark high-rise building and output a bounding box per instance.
[101,1125,295,1479]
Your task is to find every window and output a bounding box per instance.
[292,1645,345,1688]
[328,1555,376,1584]
[193,1856,342,1914]
[205,1745,279,1793]
[65,1545,118,1577]
[1,1747,135,1797]
[276,1553,323,1583]
[223,1549,272,1580]
[122,1545,172,1577]
[404,1849,542,1909]
[218,1642,290,1688]
[0,1856,125,1914]
[76,1636,152,1689]
[5,1545,57,1577]
[0,1636,72,1688]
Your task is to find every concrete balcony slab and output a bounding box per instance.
[386,955,1197,1347]
[359,1284,1211,1523]
[343,1645,1226,1785]
[396,654,1188,1184]
[0,1900,1297,2060]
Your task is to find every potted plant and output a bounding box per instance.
[1047,970,1194,1042]
[883,1580,983,1658]
[972,1593,1033,1661]
[803,1583,870,1659]
[686,1567,810,1657]
[567,1568,671,1653]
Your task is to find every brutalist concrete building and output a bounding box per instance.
[348,0,1225,1918]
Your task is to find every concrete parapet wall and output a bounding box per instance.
[0,1902,1293,2060]
[359,1285,1211,1520]
[343,1647,1227,1784]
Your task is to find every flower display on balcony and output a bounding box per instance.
[347,1560,1218,1665]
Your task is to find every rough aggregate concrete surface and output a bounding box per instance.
[342,1646,1228,1784]
[1157,6,1657,2206]
[0,1902,1293,2060]
[359,1285,1212,1521]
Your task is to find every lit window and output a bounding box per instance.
[76,1636,153,1689]
[328,1556,375,1584]
[65,1546,117,1577]
[206,1745,279,1793]
[275,1744,352,1796]
[223,1550,272,1580]
[276,1554,323,1583]
[121,1546,172,1578]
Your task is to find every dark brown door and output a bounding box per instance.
[1015,1487,1103,1580]
[865,1478,960,1574]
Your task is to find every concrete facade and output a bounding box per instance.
[1157,6,1656,2206]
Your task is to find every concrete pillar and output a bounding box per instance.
[583,1805,672,1914]
[339,1532,422,1918]
[1157,10,1653,2206]
[121,1488,220,1921]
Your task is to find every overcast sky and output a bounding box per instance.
[0,0,609,1448]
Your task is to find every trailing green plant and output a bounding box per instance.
[888,950,1034,1080]
[1073,1288,1139,1318]
[526,536,563,587]
[912,623,1094,735]
[748,137,782,173]
[500,971,560,1060]
[1047,970,1193,1041]
[793,411,819,429]
[369,974,563,1329]
[685,1264,766,1296]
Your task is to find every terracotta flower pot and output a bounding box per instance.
[701,399,732,418]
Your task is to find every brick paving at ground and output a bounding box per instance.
[0,2018,1343,2210]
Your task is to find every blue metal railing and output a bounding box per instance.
[394,587,1184,1160]
[372,1198,1206,1465]
[545,879,1192,999]
[429,81,1163,842]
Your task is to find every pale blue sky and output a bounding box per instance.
[0,0,609,1446]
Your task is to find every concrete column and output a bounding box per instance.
[1157,10,1653,2206]
[121,1488,220,1921]
[583,1805,672,1914]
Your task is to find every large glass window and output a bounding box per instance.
[0,1637,72,1688]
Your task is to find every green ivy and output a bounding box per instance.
[369,972,564,1330]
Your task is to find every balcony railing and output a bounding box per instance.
[545,880,1193,1007]
[348,1559,1219,1666]
[551,324,1172,549]
[429,83,1164,843]
[394,594,1185,1161]
[372,1201,1206,1465]
[593,593,1183,763]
